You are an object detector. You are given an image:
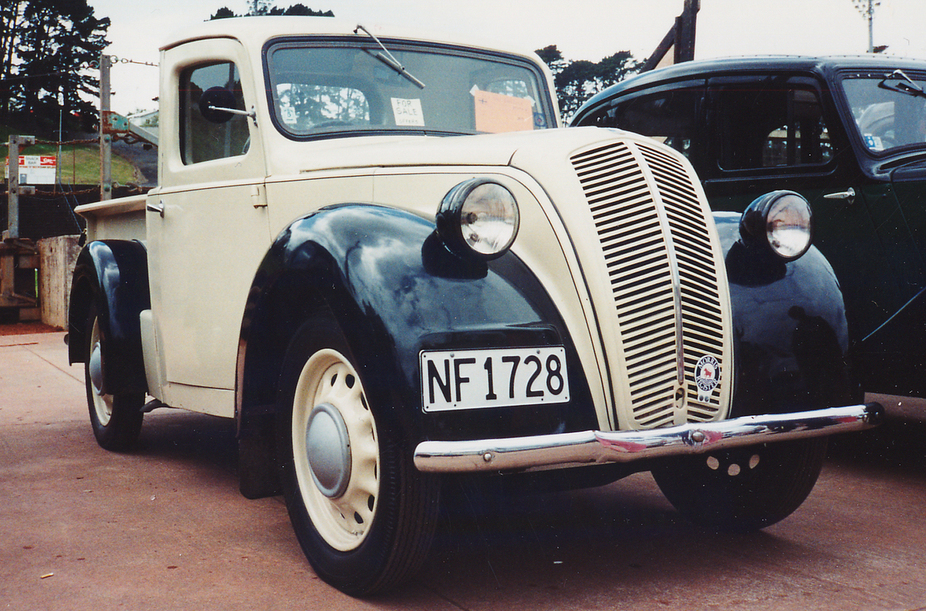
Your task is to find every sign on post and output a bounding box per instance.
[4,155,57,185]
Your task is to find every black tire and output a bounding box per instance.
[652,438,827,532]
[277,311,440,596]
[84,305,144,451]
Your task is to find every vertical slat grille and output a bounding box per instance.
[637,142,725,422]
[571,140,728,428]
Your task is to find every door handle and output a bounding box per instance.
[823,187,855,205]
[146,202,164,217]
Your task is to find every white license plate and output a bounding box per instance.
[420,346,569,412]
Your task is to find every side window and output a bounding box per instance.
[713,81,832,171]
[179,62,250,165]
[584,87,702,163]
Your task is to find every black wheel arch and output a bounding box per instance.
[714,212,857,415]
[234,204,597,496]
[68,240,150,395]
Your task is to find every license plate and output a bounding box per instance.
[420,346,569,412]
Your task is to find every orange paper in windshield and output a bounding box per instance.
[473,90,533,133]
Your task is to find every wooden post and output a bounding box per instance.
[674,0,699,64]
[642,0,700,72]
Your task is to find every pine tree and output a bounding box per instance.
[0,0,109,133]
[211,3,334,19]
[536,45,641,120]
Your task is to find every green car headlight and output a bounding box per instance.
[740,190,813,261]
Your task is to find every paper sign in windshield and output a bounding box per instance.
[392,98,425,127]
[473,89,533,133]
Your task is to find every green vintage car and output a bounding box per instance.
[573,55,926,400]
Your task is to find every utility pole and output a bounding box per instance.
[853,0,880,53]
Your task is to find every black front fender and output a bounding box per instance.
[68,240,150,394]
[238,204,596,444]
[714,213,855,415]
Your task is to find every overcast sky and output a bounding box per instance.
[86,0,926,114]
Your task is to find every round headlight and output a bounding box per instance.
[740,191,813,261]
[767,194,813,259]
[437,179,519,259]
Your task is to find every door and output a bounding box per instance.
[146,38,271,415]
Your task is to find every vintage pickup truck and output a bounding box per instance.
[68,17,880,595]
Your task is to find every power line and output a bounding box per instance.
[102,56,158,68]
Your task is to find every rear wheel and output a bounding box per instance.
[652,438,827,532]
[84,305,144,451]
[278,313,439,596]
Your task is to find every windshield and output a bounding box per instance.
[265,39,554,138]
[842,72,926,154]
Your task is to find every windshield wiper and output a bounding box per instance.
[879,69,926,99]
[354,24,425,89]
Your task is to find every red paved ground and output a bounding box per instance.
[0,321,60,336]
[3,332,926,610]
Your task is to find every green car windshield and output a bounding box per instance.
[842,71,926,154]
[265,39,554,138]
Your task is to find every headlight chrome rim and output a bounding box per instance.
[740,190,813,261]
[437,178,520,259]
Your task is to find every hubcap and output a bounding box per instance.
[305,403,351,498]
[89,342,104,397]
[88,317,114,426]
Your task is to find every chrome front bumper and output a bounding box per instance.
[413,403,883,473]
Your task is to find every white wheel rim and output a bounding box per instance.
[292,349,379,551]
[89,317,114,427]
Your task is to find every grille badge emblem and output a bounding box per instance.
[694,355,721,402]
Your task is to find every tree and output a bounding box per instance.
[0,0,109,133]
[211,6,237,19]
[537,45,642,120]
[211,3,334,19]
[0,0,28,120]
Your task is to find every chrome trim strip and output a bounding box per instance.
[413,403,883,473]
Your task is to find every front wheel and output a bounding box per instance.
[652,438,827,532]
[278,313,439,596]
[84,306,144,451]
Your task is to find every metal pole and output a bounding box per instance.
[4,134,36,240]
[57,109,62,192]
[2,137,18,307]
[2,134,34,300]
[100,54,112,201]
[7,136,20,240]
